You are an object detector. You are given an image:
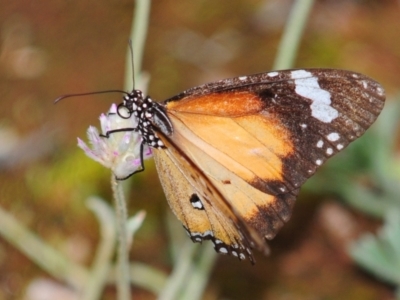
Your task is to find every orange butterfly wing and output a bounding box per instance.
[151,69,385,262]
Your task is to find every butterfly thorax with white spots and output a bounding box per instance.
[120,89,173,149]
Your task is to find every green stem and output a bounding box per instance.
[272,0,315,69]
[158,240,198,300]
[179,245,217,300]
[112,176,131,300]
[82,197,117,300]
[108,262,168,295]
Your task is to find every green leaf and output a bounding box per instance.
[349,210,400,287]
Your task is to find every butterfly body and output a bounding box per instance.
[119,69,385,263]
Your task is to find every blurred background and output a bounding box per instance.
[0,0,399,299]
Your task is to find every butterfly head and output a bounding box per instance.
[118,89,173,149]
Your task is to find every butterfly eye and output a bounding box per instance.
[117,103,132,119]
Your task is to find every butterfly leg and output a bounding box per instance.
[131,142,145,175]
[128,142,144,177]
[100,127,137,138]
[115,142,146,180]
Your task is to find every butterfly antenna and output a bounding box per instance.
[54,90,129,104]
[128,38,136,89]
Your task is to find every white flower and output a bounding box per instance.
[78,103,153,179]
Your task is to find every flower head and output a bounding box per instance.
[78,103,153,179]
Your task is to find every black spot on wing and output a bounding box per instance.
[189,193,204,210]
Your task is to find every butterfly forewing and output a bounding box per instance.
[165,69,385,192]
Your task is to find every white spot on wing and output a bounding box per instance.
[336,144,344,150]
[327,132,340,142]
[317,140,324,148]
[268,71,279,77]
[219,247,228,254]
[202,230,213,237]
[316,159,322,166]
[239,76,247,81]
[191,200,203,209]
[291,70,338,123]
[326,148,333,155]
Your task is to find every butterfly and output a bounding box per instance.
[114,68,385,263]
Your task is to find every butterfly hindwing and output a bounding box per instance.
[153,137,266,262]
